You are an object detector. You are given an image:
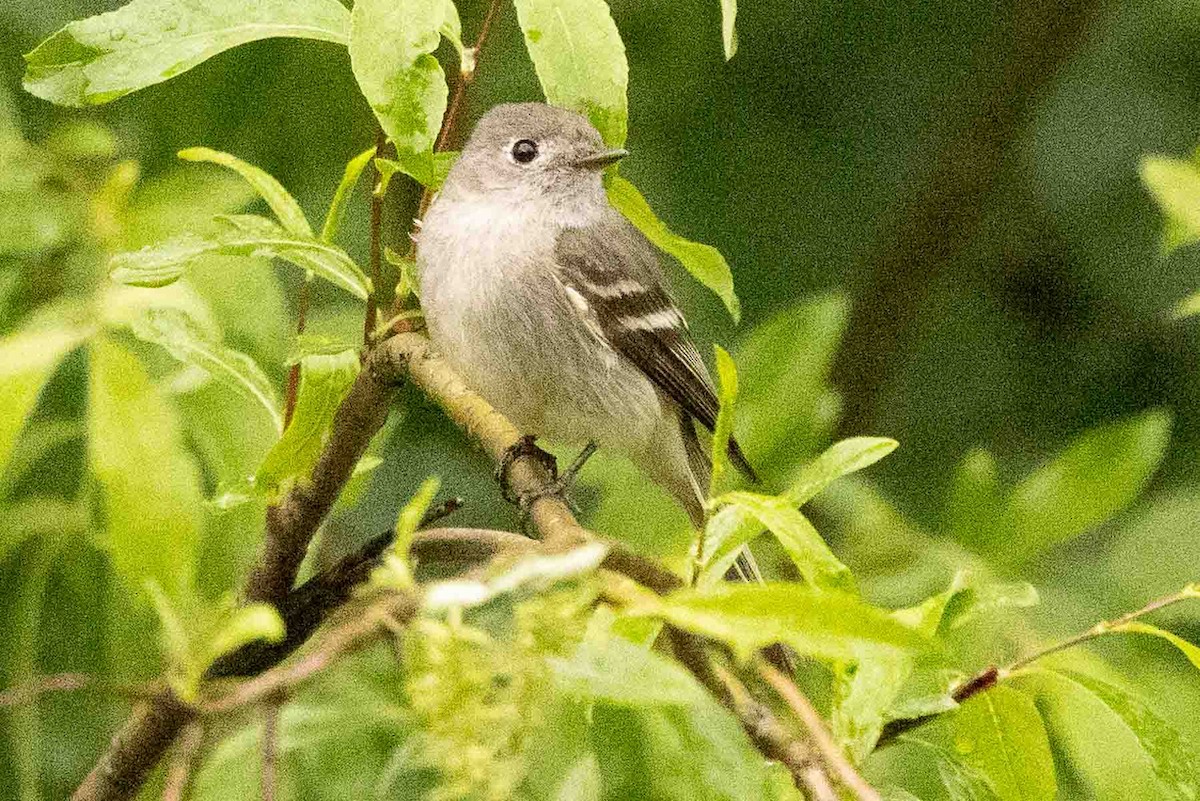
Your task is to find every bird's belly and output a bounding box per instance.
[420,252,660,449]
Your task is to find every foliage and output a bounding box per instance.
[2,0,1199,799]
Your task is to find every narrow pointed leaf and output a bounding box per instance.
[720,0,738,60]
[711,491,854,592]
[109,214,371,299]
[1001,410,1171,565]
[1108,621,1200,671]
[349,0,448,156]
[636,583,928,662]
[321,147,376,243]
[130,307,282,433]
[1140,155,1200,254]
[513,0,628,147]
[702,436,895,580]
[255,349,359,494]
[934,685,1056,801]
[786,435,899,506]
[0,325,87,487]
[23,0,351,107]
[709,345,738,497]
[178,147,311,236]
[608,175,740,321]
[1020,670,1199,801]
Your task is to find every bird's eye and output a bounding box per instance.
[511,139,539,164]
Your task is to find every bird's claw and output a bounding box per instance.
[496,435,558,504]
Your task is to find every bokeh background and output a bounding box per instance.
[3,0,1200,797]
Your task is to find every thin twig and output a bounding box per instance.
[1006,583,1200,673]
[761,662,881,801]
[283,279,310,427]
[0,673,94,707]
[202,594,420,715]
[365,129,388,346]
[877,584,1200,747]
[161,722,203,801]
[433,0,505,155]
[261,700,280,801]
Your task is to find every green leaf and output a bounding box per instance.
[1140,155,1200,254]
[0,325,87,487]
[721,0,738,60]
[901,736,1002,801]
[199,602,285,671]
[1107,621,1200,671]
[375,476,441,588]
[932,685,1056,801]
[635,583,928,662]
[130,307,283,434]
[574,647,775,801]
[607,175,740,321]
[551,634,715,708]
[255,349,359,494]
[711,491,854,592]
[831,583,962,762]
[709,345,738,497]
[735,292,848,466]
[321,147,376,243]
[89,337,203,602]
[944,447,1002,550]
[513,0,628,147]
[786,435,899,506]
[374,151,458,192]
[1000,410,1172,565]
[1019,670,1199,801]
[1169,291,1200,320]
[23,0,351,107]
[178,147,311,236]
[701,436,894,581]
[349,0,449,156]
[109,213,372,300]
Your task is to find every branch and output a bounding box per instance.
[876,584,1200,747]
[161,721,203,801]
[831,0,1105,434]
[74,337,415,801]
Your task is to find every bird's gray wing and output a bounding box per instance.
[555,213,757,481]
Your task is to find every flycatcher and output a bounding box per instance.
[417,102,757,546]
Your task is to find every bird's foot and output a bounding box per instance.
[496,435,558,504]
[512,442,599,526]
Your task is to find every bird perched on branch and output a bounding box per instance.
[416,102,758,566]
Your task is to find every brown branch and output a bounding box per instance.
[161,721,202,801]
[245,339,414,608]
[283,280,309,427]
[74,690,193,801]
[260,701,280,801]
[0,672,94,706]
[832,0,1105,434]
[202,593,420,715]
[761,663,881,801]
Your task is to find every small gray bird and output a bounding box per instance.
[416,102,757,544]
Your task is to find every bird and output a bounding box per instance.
[415,102,759,567]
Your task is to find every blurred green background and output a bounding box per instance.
[3,0,1200,797]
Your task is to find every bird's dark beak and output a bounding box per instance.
[574,148,628,170]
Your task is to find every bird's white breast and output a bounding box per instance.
[416,190,663,451]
